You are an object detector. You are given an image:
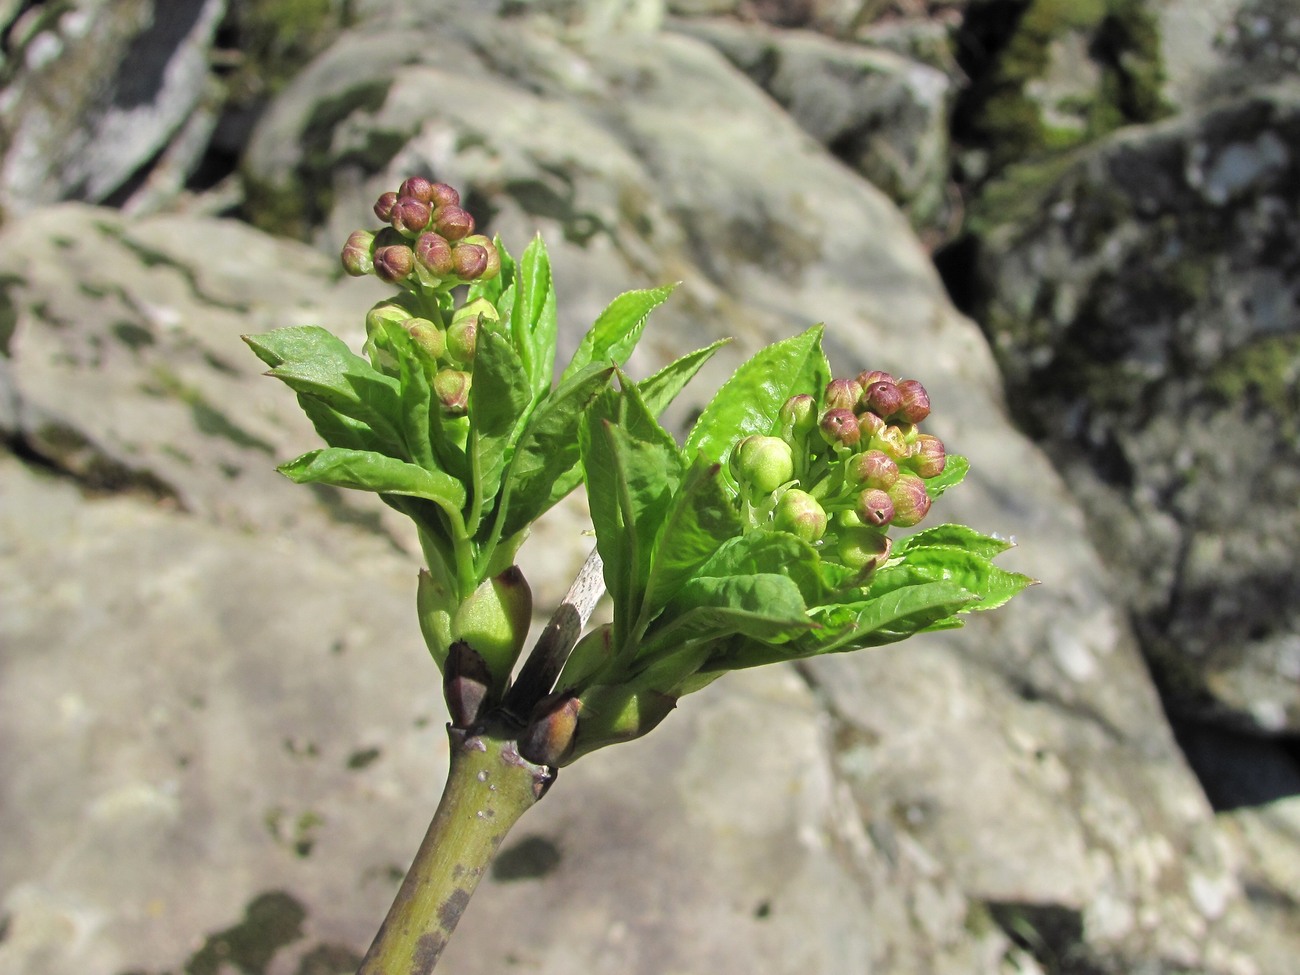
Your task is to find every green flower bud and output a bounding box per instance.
[856,487,895,527]
[451,242,488,280]
[773,488,827,542]
[910,433,946,478]
[518,692,582,767]
[399,176,435,203]
[374,243,415,283]
[824,378,863,412]
[864,379,903,419]
[870,424,911,462]
[435,204,475,241]
[459,234,500,280]
[887,473,931,527]
[836,525,892,572]
[857,409,885,442]
[895,379,931,424]
[850,449,899,489]
[373,191,398,222]
[444,641,492,729]
[452,296,499,327]
[819,409,860,450]
[779,394,817,438]
[434,368,472,414]
[340,230,375,276]
[414,232,454,277]
[733,435,794,492]
[405,317,446,360]
[390,196,432,237]
[365,300,414,338]
[452,566,533,684]
[446,317,477,365]
[429,182,460,209]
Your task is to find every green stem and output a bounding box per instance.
[356,723,552,975]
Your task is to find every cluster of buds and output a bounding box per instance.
[366,296,496,415]
[730,371,947,573]
[340,177,500,290]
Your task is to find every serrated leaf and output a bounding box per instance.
[295,395,375,452]
[646,573,813,650]
[243,325,349,369]
[878,544,1033,612]
[690,531,825,606]
[797,580,978,655]
[278,447,467,512]
[562,284,677,383]
[924,454,969,499]
[377,321,435,472]
[467,328,532,534]
[637,338,729,419]
[684,324,831,465]
[494,362,616,541]
[510,235,557,397]
[892,523,1016,561]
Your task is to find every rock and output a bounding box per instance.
[965,84,1300,736]
[0,0,227,214]
[669,17,956,234]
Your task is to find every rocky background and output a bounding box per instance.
[2,1,1298,973]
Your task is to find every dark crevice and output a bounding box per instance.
[1170,718,1300,812]
[4,428,185,507]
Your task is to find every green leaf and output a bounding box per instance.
[494,362,616,541]
[278,447,466,512]
[875,544,1033,613]
[561,284,677,383]
[924,454,969,499]
[647,573,812,649]
[510,235,557,398]
[689,531,825,606]
[684,324,831,465]
[467,328,532,533]
[377,321,436,472]
[892,523,1016,561]
[295,395,375,452]
[243,325,350,369]
[642,455,744,616]
[837,581,978,643]
[581,381,684,648]
[637,338,729,419]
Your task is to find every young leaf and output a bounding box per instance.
[278,447,466,513]
[510,235,557,398]
[561,284,677,383]
[684,324,831,465]
[467,328,532,532]
[892,523,1016,561]
[873,544,1033,613]
[644,573,813,650]
[492,362,616,542]
[637,338,729,419]
[689,531,825,607]
[377,321,436,472]
[924,454,969,499]
[295,395,376,453]
[243,325,353,370]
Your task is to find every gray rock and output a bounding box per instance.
[0,0,226,214]
[968,84,1300,736]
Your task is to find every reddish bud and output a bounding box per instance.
[895,379,931,424]
[857,409,886,442]
[819,409,861,450]
[856,369,894,389]
[405,318,446,359]
[451,242,488,279]
[340,230,375,276]
[824,378,863,412]
[780,394,817,438]
[851,449,900,489]
[435,205,475,241]
[373,244,415,283]
[865,380,903,419]
[415,232,454,277]
[373,191,398,222]
[390,196,432,236]
[910,433,946,478]
[429,182,460,209]
[460,234,500,280]
[399,176,434,202]
[887,474,931,527]
[519,692,582,767]
[444,641,492,729]
[856,487,895,527]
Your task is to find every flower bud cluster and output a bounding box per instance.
[730,371,949,573]
[341,178,500,291]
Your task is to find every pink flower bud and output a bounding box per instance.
[865,380,903,419]
[819,409,860,450]
[373,191,398,222]
[451,242,488,279]
[390,196,432,236]
[856,369,894,389]
[373,244,415,283]
[340,230,374,276]
[459,234,500,280]
[435,204,475,241]
[895,379,931,424]
[405,318,446,359]
[780,394,817,438]
[415,232,454,277]
[824,378,863,412]
[857,409,885,442]
[429,182,460,210]
[774,489,827,542]
[856,487,895,527]
[851,449,900,489]
[887,474,931,527]
[399,176,434,202]
[910,433,946,478]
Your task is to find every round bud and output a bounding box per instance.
[433,369,472,415]
[399,176,434,202]
[415,232,454,277]
[836,526,892,572]
[435,205,475,241]
[856,369,894,389]
[405,318,446,359]
[373,191,398,222]
[373,244,415,283]
[851,449,900,489]
[824,378,863,412]
[340,230,375,276]
[856,409,885,442]
[780,394,817,438]
[366,301,412,339]
[895,379,931,424]
[734,435,795,493]
[429,182,460,209]
[865,380,903,419]
[871,424,912,462]
[446,317,478,365]
[819,409,861,450]
[451,242,488,280]
[460,234,500,280]
[391,196,432,236]
[910,433,946,478]
[856,488,895,527]
[773,489,828,542]
[887,474,931,527]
